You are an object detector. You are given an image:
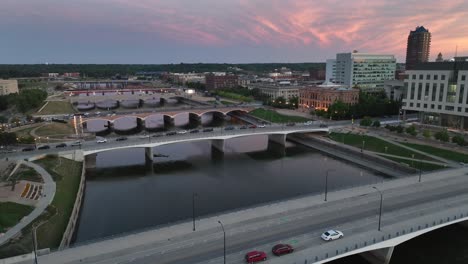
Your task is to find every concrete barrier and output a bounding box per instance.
[58,160,86,249]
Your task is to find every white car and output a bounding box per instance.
[177,130,188,134]
[304,121,314,126]
[139,134,150,139]
[321,230,344,241]
[96,138,107,143]
[258,124,266,128]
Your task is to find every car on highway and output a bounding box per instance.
[249,125,257,129]
[321,229,344,241]
[22,147,35,152]
[166,131,177,136]
[116,137,128,141]
[272,244,294,256]
[202,128,214,132]
[190,129,199,134]
[240,125,247,129]
[70,141,82,147]
[139,134,150,139]
[55,143,67,148]
[177,130,188,134]
[224,126,234,130]
[258,124,266,128]
[245,251,267,263]
[37,145,50,150]
[304,121,314,126]
[96,138,107,143]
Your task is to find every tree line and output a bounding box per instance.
[0,89,47,113]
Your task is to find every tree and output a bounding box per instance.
[372,120,381,127]
[328,100,349,120]
[0,116,7,124]
[405,125,418,136]
[360,116,373,126]
[396,125,404,133]
[452,135,465,146]
[0,132,17,146]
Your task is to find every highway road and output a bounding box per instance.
[26,167,468,264]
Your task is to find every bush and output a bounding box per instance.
[405,125,418,136]
[372,120,381,127]
[396,125,404,133]
[422,130,431,138]
[434,129,450,142]
[452,135,466,146]
[360,116,372,126]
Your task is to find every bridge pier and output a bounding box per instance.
[163,116,174,127]
[268,134,287,146]
[213,112,226,121]
[145,147,153,164]
[84,153,97,170]
[211,139,225,153]
[361,246,394,264]
[189,113,201,124]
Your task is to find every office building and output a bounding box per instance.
[299,85,359,111]
[0,79,19,95]
[248,82,300,100]
[333,52,396,92]
[405,26,431,70]
[402,61,468,129]
[325,59,336,82]
[205,73,238,90]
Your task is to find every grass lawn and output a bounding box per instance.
[0,202,34,233]
[34,123,75,138]
[249,108,310,123]
[220,100,235,105]
[0,157,82,258]
[329,132,435,161]
[402,142,468,163]
[34,157,82,249]
[382,156,447,171]
[11,165,43,182]
[13,126,38,138]
[37,101,76,115]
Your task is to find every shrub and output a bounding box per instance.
[360,116,372,127]
[372,120,381,127]
[396,125,404,133]
[422,130,431,138]
[405,125,418,136]
[452,135,466,146]
[434,129,450,142]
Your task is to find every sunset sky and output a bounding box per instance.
[2,0,467,64]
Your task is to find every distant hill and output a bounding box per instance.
[0,63,325,78]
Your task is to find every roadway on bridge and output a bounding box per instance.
[24,167,468,264]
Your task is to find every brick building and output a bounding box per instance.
[299,86,359,111]
[205,73,238,90]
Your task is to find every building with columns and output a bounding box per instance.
[299,85,359,111]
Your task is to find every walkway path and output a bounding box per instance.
[0,161,56,246]
[371,152,451,167]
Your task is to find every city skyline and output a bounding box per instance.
[1,0,467,64]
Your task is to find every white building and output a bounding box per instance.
[332,52,396,92]
[325,59,336,82]
[383,80,405,101]
[248,82,300,100]
[402,61,468,129]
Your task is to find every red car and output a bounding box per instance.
[245,251,267,263]
[249,125,257,129]
[272,244,294,256]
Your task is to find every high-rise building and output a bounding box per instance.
[333,52,396,92]
[325,59,336,83]
[405,26,431,70]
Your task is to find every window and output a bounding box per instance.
[432,83,437,101]
[458,107,462,112]
[426,74,431,80]
[462,75,466,81]
[434,75,438,80]
[438,105,442,110]
[460,84,465,104]
[425,83,430,100]
[441,75,446,80]
[412,74,416,80]
[417,103,420,107]
[431,104,435,109]
[410,102,414,107]
[424,104,428,108]
[439,84,445,102]
[410,83,415,99]
[445,106,454,111]
[417,83,422,100]
[419,74,423,80]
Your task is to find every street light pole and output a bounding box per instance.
[324,169,334,201]
[418,158,422,182]
[218,220,226,264]
[361,140,365,153]
[192,193,197,231]
[31,227,38,264]
[373,186,383,231]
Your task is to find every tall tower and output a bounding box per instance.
[405,26,431,70]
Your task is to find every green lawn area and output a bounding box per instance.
[34,157,82,249]
[34,122,75,138]
[382,156,447,171]
[329,132,435,161]
[249,108,310,123]
[11,165,43,182]
[0,202,34,233]
[0,157,82,258]
[37,101,76,115]
[220,100,235,105]
[216,91,253,102]
[402,142,468,163]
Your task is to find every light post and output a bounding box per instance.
[218,220,226,264]
[31,226,38,264]
[361,140,365,153]
[418,158,422,182]
[192,193,198,231]
[372,186,383,231]
[384,146,388,153]
[324,169,335,201]
[411,154,415,167]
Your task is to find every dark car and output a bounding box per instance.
[37,145,50,150]
[272,244,294,256]
[116,137,128,141]
[166,131,177,136]
[240,125,248,129]
[190,129,200,134]
[245,251,267,263]
[22,147,35,152]
[249,125,257,129]
[70,141,82,147]
[202,128,214,132]
[55,143,67,148]
[224,126,235,131]
[286,122,295,126]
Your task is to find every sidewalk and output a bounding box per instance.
[0,161,56,246]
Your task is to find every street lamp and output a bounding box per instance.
[218,220,226,264]
[372,186,383,231]
[324,169,335,201]
[31,226,39,264]
[361,140,365,153]
[192,193,198,231]
[418,158,422,182]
